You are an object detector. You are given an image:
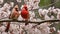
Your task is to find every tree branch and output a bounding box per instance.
[0,19,60,24]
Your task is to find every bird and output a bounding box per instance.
[5,5,20,32]
[21,4,30,25]
[9,5,20,20]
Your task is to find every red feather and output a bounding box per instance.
[21,4,29,25]
[21,8,29,19]
[21,4,29,20]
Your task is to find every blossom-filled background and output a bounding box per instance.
[0,0,60,34]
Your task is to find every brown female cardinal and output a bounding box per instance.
[21,4,30,25]
[9,5,20,20]
[5,5,20,32]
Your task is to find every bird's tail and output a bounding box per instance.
[5,22,10,32]
[25,19,29,26]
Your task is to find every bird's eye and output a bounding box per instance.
[15,8,18,11]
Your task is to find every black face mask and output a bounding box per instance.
[15,8,18,11]
[24,7,28,11]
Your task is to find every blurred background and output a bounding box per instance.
[39,0,60,8]
[0,0,60,8]
[0,0,60,34]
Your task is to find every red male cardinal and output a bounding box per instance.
[21,4,30,25]
[5,5,20,32]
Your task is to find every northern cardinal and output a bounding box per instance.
[9,5,20,20]
[5,5,20,32]
[21,4,30,25]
